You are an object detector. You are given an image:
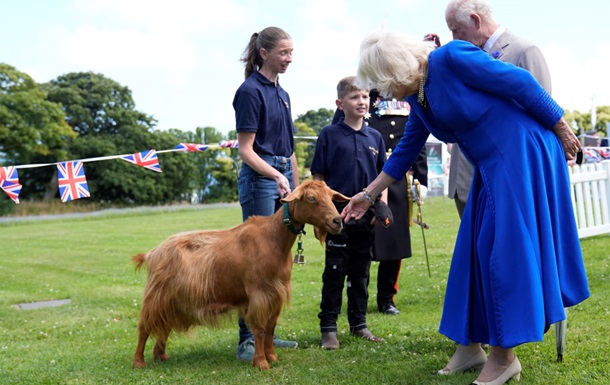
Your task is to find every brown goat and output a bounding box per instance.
[132,180,349,370]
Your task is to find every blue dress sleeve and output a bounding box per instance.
[382,105,429,180]
[442,41,563,128]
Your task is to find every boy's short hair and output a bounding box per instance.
[337,76,368,100]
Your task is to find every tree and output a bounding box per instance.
[184,126,230,203]
[593,106,609,138]
[564,106,609,142]
[0,63,77,200]
[295,108,334,135]
[43,72,194,204]
[293,121,317,178]
[152,128,197,203]
[208,155,238,202]
[43,72,154,137]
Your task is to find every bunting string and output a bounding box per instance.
[0,140,239,204]
[4,136,607,204]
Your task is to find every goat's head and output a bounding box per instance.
[281,180,349,244]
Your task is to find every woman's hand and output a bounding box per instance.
[341,192,373,221]
[275,174,291,198]
[343,173,396,221]
[552,118,582,160]
[423,33,441,48]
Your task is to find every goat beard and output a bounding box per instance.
[313,226,327,245]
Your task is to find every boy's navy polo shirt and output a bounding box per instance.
[233,71,295,157]
[311,118,386,197]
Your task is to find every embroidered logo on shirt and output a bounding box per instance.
[369,146,379,156]
[279,97,290,109]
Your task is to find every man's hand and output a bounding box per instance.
[552,118,582,160]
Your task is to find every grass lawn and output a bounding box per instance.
[0,197,608,384]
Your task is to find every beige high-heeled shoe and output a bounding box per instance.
[437,346,487,375]
[470,356,521,385]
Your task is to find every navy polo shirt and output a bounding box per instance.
[233,71,295,157]
[311,118,386,197]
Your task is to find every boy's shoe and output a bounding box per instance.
[273,335,299,348]
[236,338,255,362]
[351,328,385,343]
[321,331,340,350]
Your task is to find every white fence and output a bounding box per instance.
[569,161,610,238]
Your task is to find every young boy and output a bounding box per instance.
[310,76,387,349]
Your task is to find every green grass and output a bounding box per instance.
[0,198,608,384]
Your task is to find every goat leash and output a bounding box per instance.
[283,202,306,235]
[283,202,307,264]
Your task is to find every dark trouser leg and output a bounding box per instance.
[346,249,372,332]
[238,317,253,344]
[454,192,467,219]
[344,226,374,332]
[318,233,347,333]
[377,259,401,310]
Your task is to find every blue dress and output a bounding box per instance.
[383,40,590,348]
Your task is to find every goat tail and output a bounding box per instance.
[132,253,147,271]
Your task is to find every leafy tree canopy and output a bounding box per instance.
[41,72,195,204]
[564,107,609,142]
[0,63,76,165]
[295,108,334,135]
[43,72,156,137]
[294,121,316,177]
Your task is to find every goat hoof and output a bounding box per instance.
[268,353,278,362]
[154,353,170,361]
[253,360,270,370]
[133,359,146,369]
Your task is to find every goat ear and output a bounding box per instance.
[313,226,327,246]
[281,187,303,203]
[332,190,351,202]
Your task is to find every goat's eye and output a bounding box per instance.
[307,197,316,203]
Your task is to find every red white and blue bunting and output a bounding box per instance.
[0,166,22,204]
[0,141,239,204]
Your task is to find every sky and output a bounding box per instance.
[2,0,609,136]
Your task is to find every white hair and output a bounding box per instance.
[446,0,492,25]
[357,29,436,99]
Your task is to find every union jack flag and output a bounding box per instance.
[121,149,162,173]
[219,139,239,148]
[0,166,22,204]
[57,161,90,202]
[175,143,209,152]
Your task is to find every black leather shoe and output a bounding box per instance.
[380,304,400,315]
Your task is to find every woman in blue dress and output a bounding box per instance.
[342,30,589,385]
